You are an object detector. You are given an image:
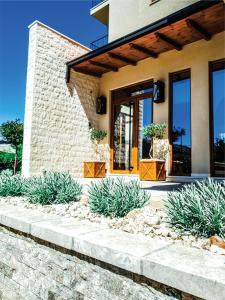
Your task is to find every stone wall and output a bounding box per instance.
[0,226,197,300]
[22,21,102,178]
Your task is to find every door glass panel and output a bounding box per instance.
[212,67,225,177]
[112,80,153,173]
[138,97,153,161]
[113,103,133,170]
[171,72,191,176]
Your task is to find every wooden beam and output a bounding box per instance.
[89,60,118,72]
[130,43,158,58]
[73,67,102,78]
[108,52,137,66]
[155,32,182,51]
[186,19,211,41]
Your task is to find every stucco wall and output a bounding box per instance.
[22,22,101,177]
[108,0,199,42]
[99,32,225,176]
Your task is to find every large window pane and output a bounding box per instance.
[138,97,153,160]
[171,72,191,176]
[212,66,225,177]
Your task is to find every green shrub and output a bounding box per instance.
[0,152,14,171]
[166,180,225,238]
[24,172,82,205]
[89,128,107,142]
[0,169,24,196]
[143,123,167,139]
[0,145,22,173]
[88,178,150,217]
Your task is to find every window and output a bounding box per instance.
[209,59,225,177]
[170,70,191,176]
[138,97,153,160]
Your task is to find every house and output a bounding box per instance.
[22,0,225,180]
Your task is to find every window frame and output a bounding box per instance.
[209,58,225,177]
[169,69,192,176]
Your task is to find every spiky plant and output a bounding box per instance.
[88,178,150,218]
[24,172,82,205]
[166,180,225,238]
[0,169,24,196]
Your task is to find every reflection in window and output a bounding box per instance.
[139,97,153,160]
[211,61,225,177]
[113,103,133,170]
[112,80,153,172]
[171,71,191,176]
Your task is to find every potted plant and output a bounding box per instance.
[84,128,107,178]
[139,123,168,181]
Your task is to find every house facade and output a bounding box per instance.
[22,0,225,179]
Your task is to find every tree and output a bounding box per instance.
[0,119,23,174]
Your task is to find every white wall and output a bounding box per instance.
[108,0,199,42]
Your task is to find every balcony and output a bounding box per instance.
[90,34,108,50]
[91,0,104,9]
[90,0,109,26]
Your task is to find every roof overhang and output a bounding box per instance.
[66,1,225,82]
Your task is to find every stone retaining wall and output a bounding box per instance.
[1,204,224,300]
[22,21,102,178]
[0,226,198,300]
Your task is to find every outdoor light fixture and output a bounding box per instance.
[96,96,107,114]
[153,80,165,103]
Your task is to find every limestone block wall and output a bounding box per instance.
[0,226,196,300]
[22,21,101,177]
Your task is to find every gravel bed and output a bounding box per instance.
[0,196,211,252]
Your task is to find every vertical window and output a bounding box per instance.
[170,70,191,176]
[210,59,225,177]
[138,97,153,160]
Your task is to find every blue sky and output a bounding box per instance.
[0,0,107,124]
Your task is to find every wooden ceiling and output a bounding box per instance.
[69,2,225,78]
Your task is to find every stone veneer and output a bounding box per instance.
[22,21,102,178]
[0,204,224,300]
[0,226,199,300]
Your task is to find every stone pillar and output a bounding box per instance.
[22,21,100,177]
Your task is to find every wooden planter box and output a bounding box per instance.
[84,161,106,178]
[139,159,166,181]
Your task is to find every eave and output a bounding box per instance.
[66,0,225,82]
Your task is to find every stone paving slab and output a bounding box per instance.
[72,228,171,274]
[31,218,108,249]
[0,203,224,300]
[142,244,225,300]
[0,204,58,234]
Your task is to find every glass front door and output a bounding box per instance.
[111,81,153,174]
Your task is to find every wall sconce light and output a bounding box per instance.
[96,96,107,114]
[153,81,165,103]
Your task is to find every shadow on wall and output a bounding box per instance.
[66,69,100,129]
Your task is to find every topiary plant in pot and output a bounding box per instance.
[139,122,168,181]
[84,128,107,178]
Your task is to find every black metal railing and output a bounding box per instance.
[90,34,108,50]
[91,0,104,9]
